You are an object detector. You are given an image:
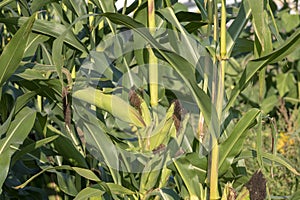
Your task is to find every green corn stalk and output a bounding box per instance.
[207,0,213,36]
[213,0,219,63]
[210,0,227,199]
[148,0,158,109]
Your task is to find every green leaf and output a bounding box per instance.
[0,17,87,53]
[93,0,116,33]
[106,183,135,195]
[157,7,200,61]
[0,0,14,8]
[280,11,300,33]
[0,14,35,87]
[74,186,105,200]
[0,107,36,193]
[145,188,181,199]
[101,12,219,139]
[227,0,251,56]
[290,190,300,200]
[219,109,260,175]
[11,135,59,166]
[276,72,295,97]
[0,106,15,137]
[235,187,250,200]
[170,153,207,198]
[235,150,300,176]
[62,0,87,17]
[148,102,176,150]
[24,33,50,58]
[175,11,203,22]
[72,167,101,182]
[194,0,207,20]
[73,108,120,184]
[52,33,65,87]
[225,28,300,111]
[247,0,272,53]
[31,0,60,12]
[56,172,78,196]
[261,95,278,114]
[140,156,164,193]
[15,69,49,80]
[261,152,300,176]
[47,125,88,168]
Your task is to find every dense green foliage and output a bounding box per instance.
[0,0,299,199]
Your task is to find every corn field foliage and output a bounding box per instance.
[0,0,299,199]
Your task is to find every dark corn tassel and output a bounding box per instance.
[62,86,71,128]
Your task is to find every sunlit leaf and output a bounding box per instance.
[0,14,35,87]
[219,109,260,175]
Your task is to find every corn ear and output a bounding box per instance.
[73,87,145,128]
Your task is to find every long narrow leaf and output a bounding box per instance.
[0,0,14,8]
[235,150,300,176]
[219,109,260,175]
[11,135,59,165]
[101,12,219,138]
[225,29,300,111]
[74,186,105,200]
[247,0,272,53]
[226,0,251,56]
[0,14,35,87]
[0,17,87,53]
[0,107,36,193]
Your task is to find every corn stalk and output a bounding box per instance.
[148,0,158,108]
[210,0,227,199]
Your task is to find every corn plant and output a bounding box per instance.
[0,0,299,199]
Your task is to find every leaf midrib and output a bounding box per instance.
[0,111,33,154]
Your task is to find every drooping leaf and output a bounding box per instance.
[260,152,300,176]
[24,33,50,58]
[93,0,116,33]
[11,135,59,165]
[106,183,135,195]
[235,150,300,176]
[0,14,35,87]
[72,167,101,182]
[0,107,36,193]
[225,29,300,111]
[101,12,219,139]
[46,125,88,168]
[145,188,181,200]
[0,17,87,53]
[74,185,105,200]
[72,107,121,184]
